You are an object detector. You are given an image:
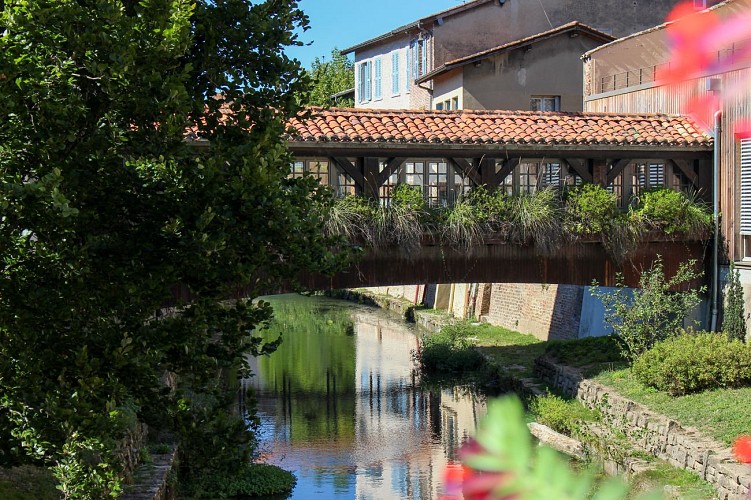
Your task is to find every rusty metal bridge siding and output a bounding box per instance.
[301,239,709,290]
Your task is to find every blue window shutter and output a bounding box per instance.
[392,53,399,94]
[358,63,366,102]
[405,47,411,93]
[365,61,371,101]
[374,58,382,99]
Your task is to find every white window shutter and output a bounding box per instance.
[741,138,751,234]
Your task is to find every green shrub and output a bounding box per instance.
[632,332,751,395]
[723,263,748,342]
[635,189,711,236]
[391,183,425,211]
[414,323,486,375]
[183,462,296,498]
[591,256,705,361]
[564,183,619,235]
[529,394,598,437]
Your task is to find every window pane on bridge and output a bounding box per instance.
[379,160,399,206]
[291,161,305,177]
[607,172,624,208]
[519,162,539,194]
[406,162,424,190]
[454,173,472,199]
[337,172,356,196]
[308,161,329,185]
[426,161,449,207]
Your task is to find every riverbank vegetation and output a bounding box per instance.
[325,183,712,261]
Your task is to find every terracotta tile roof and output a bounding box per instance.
[417,22,615,84]
[287,108,713,148]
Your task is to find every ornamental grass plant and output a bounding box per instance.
[325,182,712,260]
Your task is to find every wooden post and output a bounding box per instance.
[480,157,496,187]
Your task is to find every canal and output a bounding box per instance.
[246,294,486,499]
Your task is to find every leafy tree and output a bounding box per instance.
[304,48,355,107]
[723,263,748,342]
[0,0,344,496]
[591,257,705,361]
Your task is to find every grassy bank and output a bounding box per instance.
[415,315,749,449]
[593,369,751,446]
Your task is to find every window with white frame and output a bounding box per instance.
[530,95,560,112]
[452,96,459,110]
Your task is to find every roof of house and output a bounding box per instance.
[287,108,712,148]
[341,0,493,55]
[416,21,615,84]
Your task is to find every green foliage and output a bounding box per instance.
[635,189,711,236]
[723,263,748,342]
[325,184,711,259]
[529,394,598,437]
[632,332,751,396]
[591,256,705,361]
[323,193,373,242]
[304,48,355,107]
[391,183,426,211]
[182,462,296,498]
[439,197,484,249]
[545,335,626,367]
[509,187,562,254]
[0,0,344,495]
[414,322,486,375]
[564,184,620,235]
[456,396,630,500]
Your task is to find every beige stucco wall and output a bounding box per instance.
[432,70,463,109]
[459,35,602,112]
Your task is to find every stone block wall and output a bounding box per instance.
[534,357,751,500]
[486,283,583,340]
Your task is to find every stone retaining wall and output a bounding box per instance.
[534,357,751,500]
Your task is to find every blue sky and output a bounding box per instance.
[287,0,466,69]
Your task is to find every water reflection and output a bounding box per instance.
[247,295,485,499]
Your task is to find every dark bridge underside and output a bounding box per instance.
[300,239,708,290]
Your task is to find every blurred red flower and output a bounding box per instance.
[733,435,751,464]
